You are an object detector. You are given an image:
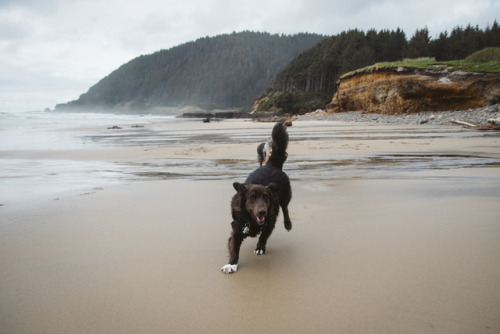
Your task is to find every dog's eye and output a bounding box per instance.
[249,195,256,201]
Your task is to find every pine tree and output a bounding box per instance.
[407,27,430,58]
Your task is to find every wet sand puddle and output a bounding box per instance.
[86,121,499,147]
[85,122,500,181]
[84,124,268,146]
[115,154,500,182]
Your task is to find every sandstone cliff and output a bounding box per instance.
[327,67,500,114]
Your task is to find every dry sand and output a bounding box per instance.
[1,120,500,333]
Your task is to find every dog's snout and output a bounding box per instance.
[258,209,266,216]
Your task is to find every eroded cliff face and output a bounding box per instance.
[327,67,500,114]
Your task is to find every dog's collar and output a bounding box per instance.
[242,220,265,235]
[243,224,250,234]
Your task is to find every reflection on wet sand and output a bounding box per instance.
[85,121,500,182]
[117,154,500,182]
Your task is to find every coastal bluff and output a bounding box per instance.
[327,67,500,114]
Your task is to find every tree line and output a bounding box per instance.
[265,22,500,113]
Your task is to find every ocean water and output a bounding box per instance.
[0,111,180,208]
[0,110,178,150]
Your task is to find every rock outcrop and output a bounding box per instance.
[327,67,500,114]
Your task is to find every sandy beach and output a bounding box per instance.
[1,119,500,333]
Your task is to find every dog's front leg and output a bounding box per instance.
[255,224,275,255]
[222,231,244,274]
[228,231,244,264]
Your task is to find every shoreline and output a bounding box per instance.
[2,119,499,206]
[2,118,500,209]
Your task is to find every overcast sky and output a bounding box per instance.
[1,0,498,112]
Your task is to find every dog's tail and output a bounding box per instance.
[267,120,289,170]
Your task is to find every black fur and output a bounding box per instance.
[222,121,292,273]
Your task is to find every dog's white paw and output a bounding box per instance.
[254,249,265,255]
[221,264,238,274]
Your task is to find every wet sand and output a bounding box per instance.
[1,120,500,333]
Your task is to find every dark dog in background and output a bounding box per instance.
[222,120,292,274]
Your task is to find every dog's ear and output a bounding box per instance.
[267,183,279,193]
[233,182,247,193]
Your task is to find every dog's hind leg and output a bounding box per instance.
[281,205,292,231]
[279,182,292,231]
[279,192,292,231]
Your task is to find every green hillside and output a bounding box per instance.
[56,31,324,113]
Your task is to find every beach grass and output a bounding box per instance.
[341,48,500,78]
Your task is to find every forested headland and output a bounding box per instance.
[56,32,324,113]
[56,23,500,114]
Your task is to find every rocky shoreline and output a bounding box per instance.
[293,104,500,127]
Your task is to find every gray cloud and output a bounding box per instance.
[1,0,498,112]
